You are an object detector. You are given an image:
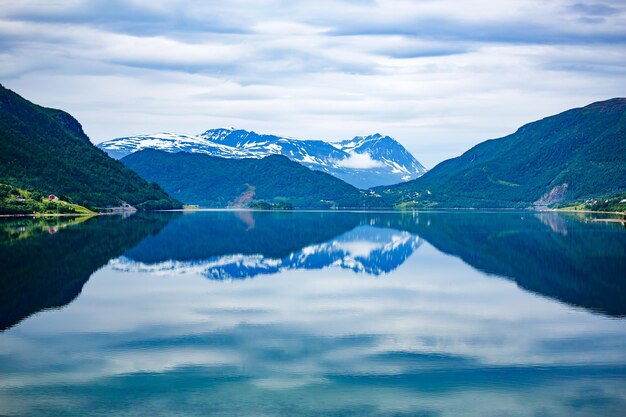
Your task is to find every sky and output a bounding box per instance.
[0,0,625,168]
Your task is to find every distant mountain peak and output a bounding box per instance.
[98,128,428,188]
[363,133,385,139]
[336,133,401,147]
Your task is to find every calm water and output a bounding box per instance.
[1,211,625,416]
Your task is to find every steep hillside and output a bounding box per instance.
[121,149,378,208]
[378,98,626,208]
[0,84,180,210]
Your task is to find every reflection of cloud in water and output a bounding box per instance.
[3,244,625,390]
[112,226,422,279]
[2,245,626,415]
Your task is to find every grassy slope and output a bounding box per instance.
[0,183,95,215]
[377,98,626,208]
[0,84,180,210]
[121,150,379,209]
[557,191,626,214]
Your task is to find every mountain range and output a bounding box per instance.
[115,210,626,316]
[100,98,626,210]
[0,82,623,212]
[98,128,427,189]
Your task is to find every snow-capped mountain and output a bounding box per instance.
[95,132,255,160]
[110,226,423,280]
[333,134,427,181]
[98,128,427,188]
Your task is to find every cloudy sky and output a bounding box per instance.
[1,0,625,167]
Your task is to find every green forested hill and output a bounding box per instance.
[378,98,626,208]
[0,84,180,210]
[121,149,377,208]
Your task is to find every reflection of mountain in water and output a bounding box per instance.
[412,212,626,317]
[0,214,176,331]
[3,210,625,329]
[121,211,626,317]
[114,225,422,279]
[123,211,363,262]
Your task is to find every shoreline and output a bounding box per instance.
[0,213,99,218]
[551,208,626,216]
[1,207,625,218]
[156,207,626,216]
[589,218,626,223]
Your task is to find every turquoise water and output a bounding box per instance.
[1,211,625,416]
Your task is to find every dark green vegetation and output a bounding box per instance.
[121,150,377,209]
[379,98,626,209]
[0,84,180,211]
[0,183,94,214]
[249,201,293,210]
[0,213,175,330]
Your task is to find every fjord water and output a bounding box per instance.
[1,211,625,416]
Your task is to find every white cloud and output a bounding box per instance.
[0,0,625,167]
[335,152,384,169]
